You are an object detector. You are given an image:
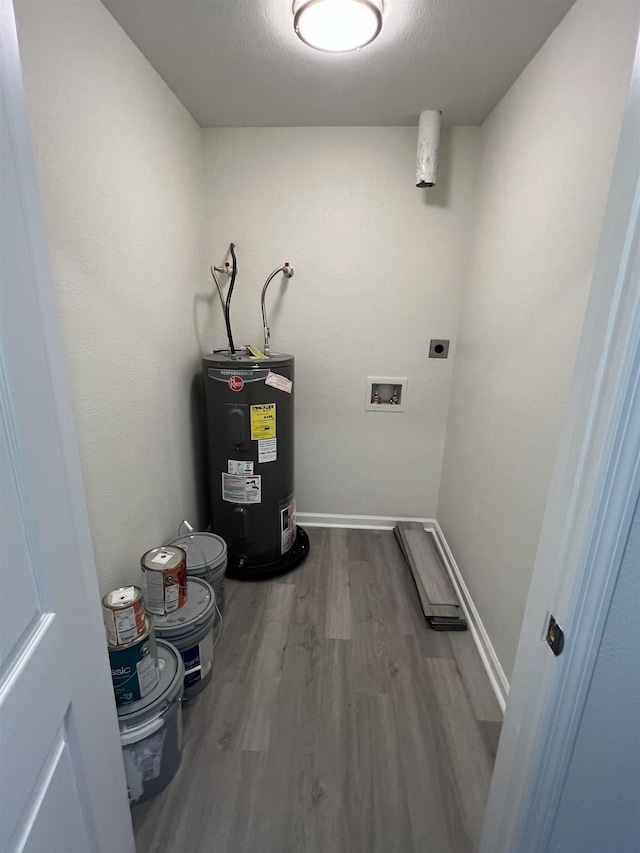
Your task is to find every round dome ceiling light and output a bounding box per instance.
[293,0,383,53]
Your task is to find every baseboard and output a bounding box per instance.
[426,520,510,712]
[297,512,431,530]
[297,511,509,712]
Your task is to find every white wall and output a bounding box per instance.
[547,498,640,852]
[202,126,479,518]
[437,0,640,680]
[15,0,205,595]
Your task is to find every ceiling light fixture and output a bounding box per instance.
[293,0,383,53]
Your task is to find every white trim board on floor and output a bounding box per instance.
[297,512,431,530]
[297,512,509,712]
[427,520,509,712]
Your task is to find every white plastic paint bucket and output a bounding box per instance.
[154,577,220,700]
[118,639,184,806]
[169,522,228,613]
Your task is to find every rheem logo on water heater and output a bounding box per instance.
[229,376,244,392]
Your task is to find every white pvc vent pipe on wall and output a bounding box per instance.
[416,110,442,188]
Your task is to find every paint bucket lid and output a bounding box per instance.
[117,639,184,727]
[154,578,216,639]
[169,531,227,574]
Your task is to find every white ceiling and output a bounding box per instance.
[101,0,576,127]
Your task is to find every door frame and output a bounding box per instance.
[480,24,640,853]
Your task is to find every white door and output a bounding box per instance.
[0,4,135,851]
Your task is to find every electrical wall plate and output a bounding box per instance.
[365,376,407,412]
[429,339,450,358]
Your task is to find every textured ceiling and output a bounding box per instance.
[101,0,576,127]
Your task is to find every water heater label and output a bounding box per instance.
[258,438,277,464]
[208,368,269,383]
[228,459,254,475]
[222,472,262,504]
[280,501,296,554]
[265,371,292,394]
[250,404,276,440]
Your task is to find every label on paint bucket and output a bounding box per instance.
[182,628,214,689]
[164,583,180,613]
[258,438,277,464]
[136,654,158,697]
[102,586,146,646]
[200,630,214,679]
[127,730,166,783]
[109,624,158,707]
[112,605,140,645]
[140,546,188,616]
[143,571,165,615]
[151,550,173,565]
[222,472,261,504]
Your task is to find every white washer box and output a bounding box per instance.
[365,376,408,412]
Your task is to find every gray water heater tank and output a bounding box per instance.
[202,351,309,580]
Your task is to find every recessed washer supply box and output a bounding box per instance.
[365,376,407,412]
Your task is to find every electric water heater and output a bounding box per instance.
[202,351,309,580]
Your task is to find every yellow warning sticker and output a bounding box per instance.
[250,403,276,440]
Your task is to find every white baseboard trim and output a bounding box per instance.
[297,511,509,712]
[426,519,510,712]
[297,512,431,530]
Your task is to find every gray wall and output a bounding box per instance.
[437,0,640,680]
[201,125,479,519]
[15,0,205,595]
[548,497,640,852]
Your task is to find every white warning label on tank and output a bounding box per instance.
[265,371,292,394]
[228,459,254,475]
[258,438,277,464]
[222,473,262,504]
[280,500,296,555]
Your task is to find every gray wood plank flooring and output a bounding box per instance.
[132,527,501,853]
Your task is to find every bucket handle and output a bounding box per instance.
[179,519,195,536]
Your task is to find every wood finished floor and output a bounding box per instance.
[132,528,502,853]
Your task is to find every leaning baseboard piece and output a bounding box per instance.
[425,519,510,713]
[297,511,510,712]
[394,522,467,632]
[296,512,431,530]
